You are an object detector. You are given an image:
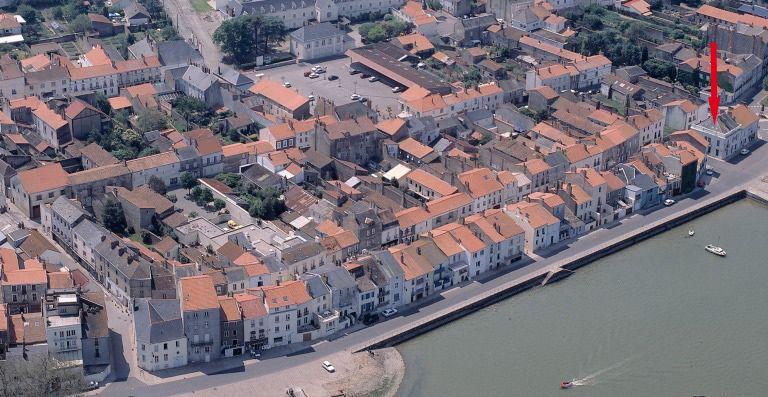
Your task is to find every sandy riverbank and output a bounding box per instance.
[323,348,405,397]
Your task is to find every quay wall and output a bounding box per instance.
[360,188,748,351]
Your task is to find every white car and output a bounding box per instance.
[368,76,379,82]
[322,360,336,373]
[392,86,402,93]
[664,199,675,206]
[308,73,319,79]
[282,81,291,88]
[382,308,398,317]
[350,93,361,101]
[740,148,750,155]
[705,168,714,176]
[308,95,315,101]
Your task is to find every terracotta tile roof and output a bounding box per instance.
[524,158,550,175]
[730,104,759,126]
[510,202,559,228]
[108,96,132,110]
[249,79,310,111]
[670,129,709,149]
[260,280,312,308]
[267,117,329,140]
[217,241,245,262]
[406,93,446,113]
[187,128,222,156]
[126,83,157,97]
[399,137,434,159]
[664,99,697,113]
[406,169,457,196]
[579,167,607,187]
[9,312,46,345]
[425,192,473,215]
[9,96,45,111]
[431,232,464,256]
[600,171,626,191]
[126,151,179,172]
[83,45,112,66]
[115,185,174,213]
[457,168,503,198]
[397,33,435,54]
[6,133,28,145]
[696,4,768,29]
[433,223,486,252]
[0,304,6,332]
[564,183,591,204]
[395,206,430,228]
[218,296,241,322]
[20,54,51,72]
[47,271,74,289]
[399,85,431,102]
[17,162,69,194]
[376,118,407,137]
[324,117,376,140]
[234,293,268,319]
[2,268,47,285]
[316,219,344,236]
[388,238,442,280]
[471,210,524,241]
[33,106,67,129]
[531,85,559,100]
[180,275,219,312]
[321,230,359,251]
[69,164,129,185]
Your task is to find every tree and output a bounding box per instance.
[762,75,768,91]
[102,198,127,234]
[215,173,241,188]
[93,92,110,114]
[181,172,198,192]
[201,188,214,203]
[148,175,167,195]
[190,185,203,200]
[141,230,152,244]
[364,24,387,43]
[213,16,254,64]
[463,66,482,87]
[136,109,167,132]
[71,14,92,33]
[52,6,64,20]
[16,4,39,24]
[643,59,676,81]
[213,198,226,211]
[0,356,86,397]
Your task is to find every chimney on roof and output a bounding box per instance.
[400,252,404,262]
[581,169,587,177]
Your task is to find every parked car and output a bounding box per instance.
[382,308,398,318]
[303,71,312,77]
[283,81,291,88]
[361,73,371,78]
[740,148,750,155]
[362,312,379,324]
[308,95,315,101]
[705,167,714,176]
[392,86,402,93]
[328,74,339,81]
[322,360,336,373]
[350,93,361,101]
[664,199,675,206]
[368,76,379,82]
[309,73,319,79]
[349,68,360,75]
[360,97,368,103]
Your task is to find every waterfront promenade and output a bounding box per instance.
[102,140,768,397]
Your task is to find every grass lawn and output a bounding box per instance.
[189,0,212,12]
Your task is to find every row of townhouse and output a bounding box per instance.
[521,36,612,91]
[400,82,506,120]
[0,46,161,101]
[9,128,229,219]
[217,0,405,28]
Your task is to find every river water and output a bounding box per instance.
[396,199,768,397]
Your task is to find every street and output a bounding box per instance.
[161,0,223,70]
[98,134,768,396]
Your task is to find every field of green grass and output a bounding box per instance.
[189,0,212,12]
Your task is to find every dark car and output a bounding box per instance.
[362,313,379,325]
[303,71,312,77]
[328,74,339,81]
[361,73,370,78]
[349,69,360,75]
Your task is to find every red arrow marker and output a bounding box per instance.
[709,41,720,124]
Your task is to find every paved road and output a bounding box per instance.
[163,0,223,70]
[100,139,768,396]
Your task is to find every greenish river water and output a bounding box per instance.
[397,199,768,397]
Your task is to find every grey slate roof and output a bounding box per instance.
[181,65,217,92]
[157,40,204,67]
[95,236,152,281]
[290,22,346,43]
[128,38,155,59]
[72,220,109,249]
[51,196,87,225]
[134,298,185,344]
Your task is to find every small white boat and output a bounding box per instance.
[705,244,726,257]
[688,229,695,237]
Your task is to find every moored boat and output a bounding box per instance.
[560,381,574,389]
[705,244,726,257]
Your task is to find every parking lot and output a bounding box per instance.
[247,57,403,119]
